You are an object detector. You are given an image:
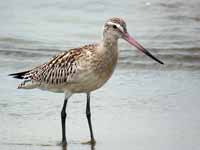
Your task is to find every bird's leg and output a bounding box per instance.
[86,93,96,144]
[61,98,68,146]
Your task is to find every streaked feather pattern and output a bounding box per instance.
[9,44,99,89]
[9,17,127,93]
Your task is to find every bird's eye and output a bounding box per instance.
[112,25,117,29]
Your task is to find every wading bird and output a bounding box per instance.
[9,17,164,146]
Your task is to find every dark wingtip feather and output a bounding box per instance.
[8,71,29,79]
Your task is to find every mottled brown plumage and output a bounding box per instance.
[9,17,163,145]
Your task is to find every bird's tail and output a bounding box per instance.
[8,70,30,79]
[9,70,39,89]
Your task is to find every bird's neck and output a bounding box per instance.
[98,36,119,66]
[102,36,118,51]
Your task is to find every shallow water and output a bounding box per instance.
[0,0,200,150]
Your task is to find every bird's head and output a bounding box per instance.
[103,17,127,40]
[103,17,164,64]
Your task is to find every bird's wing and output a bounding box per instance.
[10,44,98,86]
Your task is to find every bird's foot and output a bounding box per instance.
[81,139,96,145]
[58,140,67,147]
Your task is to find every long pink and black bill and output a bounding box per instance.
[123,33,164,65]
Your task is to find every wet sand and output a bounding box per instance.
[1,0,200,149]
[1,69,200,150]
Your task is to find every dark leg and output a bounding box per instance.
[86,93,96,144]
[61,98,68,145]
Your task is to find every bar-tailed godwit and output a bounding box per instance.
[9,17,164,145]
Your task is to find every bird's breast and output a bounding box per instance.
[91,46,119,89]
[68,46,119,93]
